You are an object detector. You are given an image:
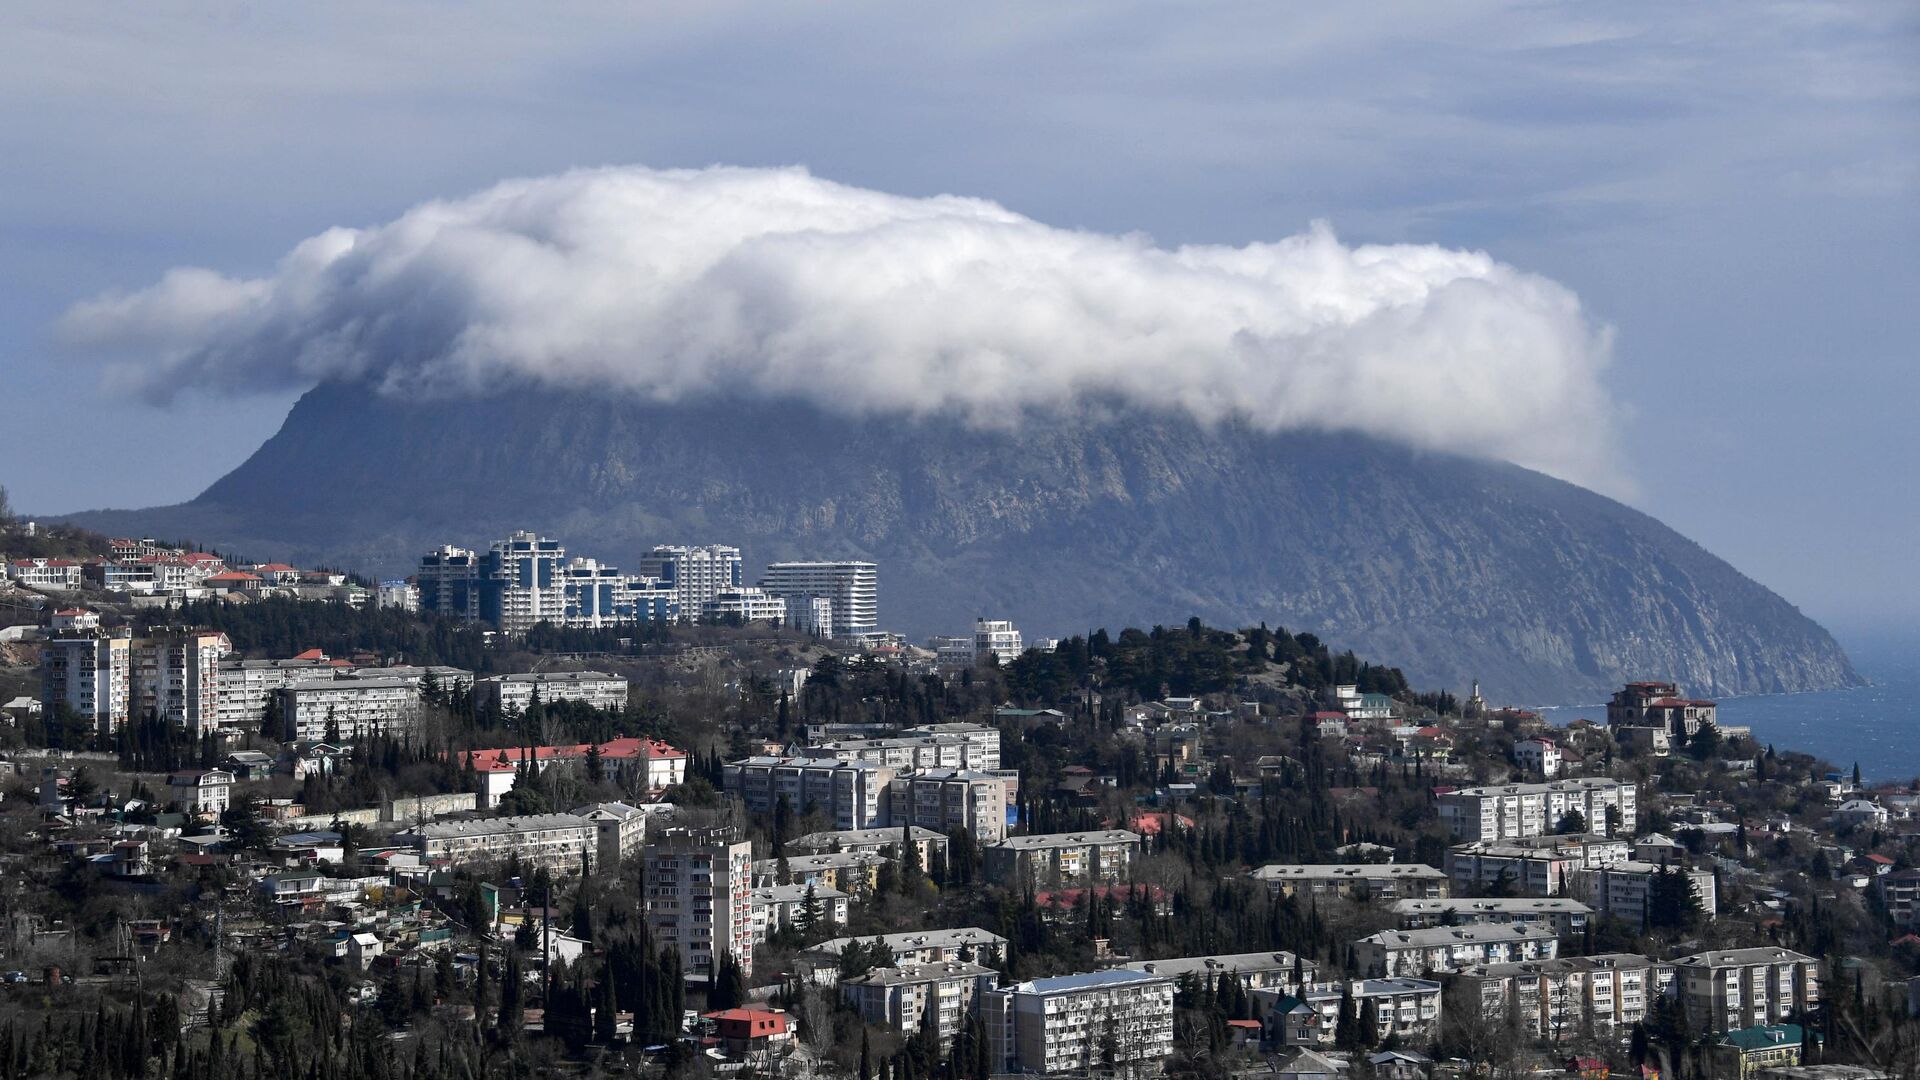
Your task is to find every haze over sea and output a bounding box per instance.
[1538,629,1920,783]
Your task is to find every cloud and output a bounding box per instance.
[58,164,1622,490]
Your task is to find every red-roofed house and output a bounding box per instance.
[204,571,265,594]
[703,1008,792,1056]
[252,563,303,585]
[9,558,83,589]
[50,608,100,633]
[454,737,688,807]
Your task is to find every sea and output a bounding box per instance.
[1537,630,1920,783]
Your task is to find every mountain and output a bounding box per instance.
[60,379,1860,702]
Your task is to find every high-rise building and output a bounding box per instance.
[480,532,569,634]
[972,619,1024,665]
[702,586,788,624]
[41,634,132,736]
[561,557,677,627]
[132,628,229,737]
[638,545,745,622]
[647,826,756,981]
[759,561,877,638]
[417,545,481,620]
[43,628,230,738]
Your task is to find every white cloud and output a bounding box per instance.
[59,164,1623,490]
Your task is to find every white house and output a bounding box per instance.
[168,769,234,816]
[1833,800,1890,830]
[1514,738,1563,779]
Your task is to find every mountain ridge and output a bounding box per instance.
[55,379,1861,703]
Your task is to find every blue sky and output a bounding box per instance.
[2,2,1914,634]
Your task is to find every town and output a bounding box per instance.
[0,519,1911,1080]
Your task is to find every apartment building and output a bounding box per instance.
[570,801,660,871]
[279,677,421,742]
[473,671,629,715]
[789,826,950,868]
[981,969,1174,1074]
[1452,953,1675,1038]
[216,656,339,731]
[480,532,569,633]
[750,884,850,944]
[887,770,1010,843]
[702,586,788,624]
[1122,951,1318,995]
[458,737,687,807]
[132,628,230,737]
[983,830,1140,888]
[561,556,676,627]
[1669,948,1820,1033]
[1249,863,1450,901]
[1586,861,1718,925]
[400,813,595,874]
[806,928,1009,975]
[842,960,998,1051]
[723,756,896,829]
[8,557,84,590]
[1437,778,1638,842]
[638,545,745,621]
[803,734,997,773]
[646,827,756,981]
[1391,897,1594,936]
[1352,925,1560,978]
[418,545,483,620]
[752,851,887,894]
[759,561,878,637]
[1262,979,1443,1048]
[901,723,1002,770]
[41,634,131,736]
[972,619,1024,665]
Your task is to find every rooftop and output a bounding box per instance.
[991,830,1141,851]
[1009,968,1169,995]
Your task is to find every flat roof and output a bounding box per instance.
[1251,863,1446,879]
[1011,969,1169,995]
[990,830,1141,850]
[1122,951,1312,978]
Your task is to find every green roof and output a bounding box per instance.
[1721,1024,1805,1052]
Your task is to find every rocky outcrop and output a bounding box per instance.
[63,380,1861,702]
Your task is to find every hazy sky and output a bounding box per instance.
[3,3,1914,634]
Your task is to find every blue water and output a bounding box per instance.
[1538,631,1920,782]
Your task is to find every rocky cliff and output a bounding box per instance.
[63,380,1861,702]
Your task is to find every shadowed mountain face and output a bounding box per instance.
[64,380,1860,702]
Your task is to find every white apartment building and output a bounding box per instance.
[790,826,950,868]
[401,813,596,875]
[973,619,1024,665]
[753,851,887,894]
[931,636,977,671]
[1437,778,1638,841]
[803,735,996,773]
[724,756,896,829]
[8,558,84,589]
[1446,835,1631,896]
[1352,925,1560,978]
[483,532,570,634]
[842,960,998,1051]
[1669,947,1820,1033]
[41,634,131,736]
[1515,738,1563,778]
[751,883,850,944]
[902,723,1002,770]
[375,580,418,612]
[802,927,1009,983]
[639,545,745,622]
[889,770,1010,844]
[1453,953,1674,1038]
[279,677,420,743]
[570,801,661,871]
[1391,897,1594,936]
[981,969,1174,1074]
[1122,951,1318,995]
[168,768,235,815]
[1249,864,1451,901]
[759,561,878,637]
[646,827,756,980]
[983,830,1141,887]
[1264,979,1443,1048]
[474,671,629,715]
[791,596,835,637]
[1584,861,1718,926]
[702,586,788,624]
[216,657,339,731]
